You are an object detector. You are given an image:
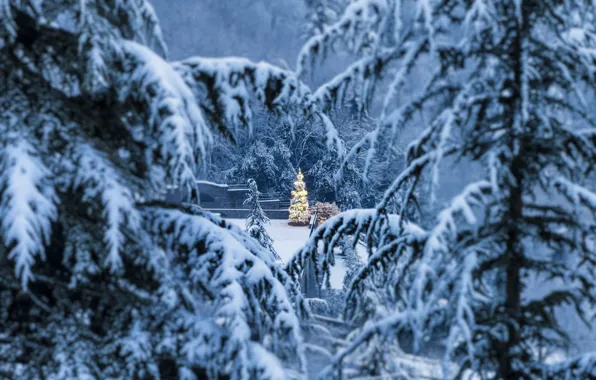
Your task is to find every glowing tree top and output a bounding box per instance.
[289,170,310,226]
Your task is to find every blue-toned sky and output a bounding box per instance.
[152,0,306,64]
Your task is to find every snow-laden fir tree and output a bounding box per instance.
[288,0,596,378]
[289,169,311,225]
[245,179,281,262]
[340,238,363,296]
[221,137,296,195]
[0,1,347,378]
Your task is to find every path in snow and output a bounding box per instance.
[227,218,366,289]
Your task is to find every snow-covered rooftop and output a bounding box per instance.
[196,180,229,187]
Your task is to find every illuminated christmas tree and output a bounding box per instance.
[288,169,310,226]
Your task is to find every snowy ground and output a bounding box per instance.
[227,219,366,289]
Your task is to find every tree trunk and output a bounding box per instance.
[497,2,529,378]
[499,154,524,379]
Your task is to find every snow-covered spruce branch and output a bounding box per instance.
[120,40,210,188]
[0,140,57,289]
[285,209,383,290]
[297,0,391,79]
[316,311,409,380]
[343,218,426,323]
[284,207,427,325]
[334,73,459,183]
[4,6,88,95]
[1,1,321,377]
[310,180,496,376]
[173,56,344,155]
[140,202,306,378]
[347,72,478,191]
[553,177,596,212]
[522,203,596,253]
[377,146,458,212]
[182,202,310,316]
[69,143,140,274]
[357,36,431,178]
[402,181,494,350]
[312,48,397,112]
[301,0,596,378]
[102,0,167,57]
[532,351,596,378]
[420,180,492,258]
[382,69,452,141]
[380,37,430,120]
[4,1,166,94]
[8,4,343,172]
[311,30,427,114]
[0,40,204,286]
[4,15,207,189]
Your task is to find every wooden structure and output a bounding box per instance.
[164,180,290,219]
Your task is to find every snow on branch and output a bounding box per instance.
[115,0,168,57]
[553,177,596,212]
[535,352,596,378]
[286,208,426,316]
[400,181,494,352]
[173,56,343,154]
[312,48,396,112]
[377,147,456,214]
[422,180,491,260]
[380,38,429,119]
[121,40,209,188]
[0,0,16,42]
[142,205,306,377]
[285,209,381,290]
[70,143,140,273]
[0,140,57,288]
[318,312,407,379]
[78,0,168,58]
[557,24,596,80]
[344,216,426,323]
[382,69,450,140]
[440,251,482,377]
[169,202,310,318]
[297,0,391,79]
[335,72,457,184]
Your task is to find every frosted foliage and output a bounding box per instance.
[0,140,57,288]
[176,57,309,126]
[303,0,347,39]
[245,179,281,261]
[174,56,344,153]
[299,1,596,379]
[297,0,426,116]
[145,207,305,378]
[0,1,312,378]
[298,0,390,79]
[72,144,140,273]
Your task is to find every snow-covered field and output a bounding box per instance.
[227,218,365,289]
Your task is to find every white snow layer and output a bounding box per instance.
[227,219,366,289]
